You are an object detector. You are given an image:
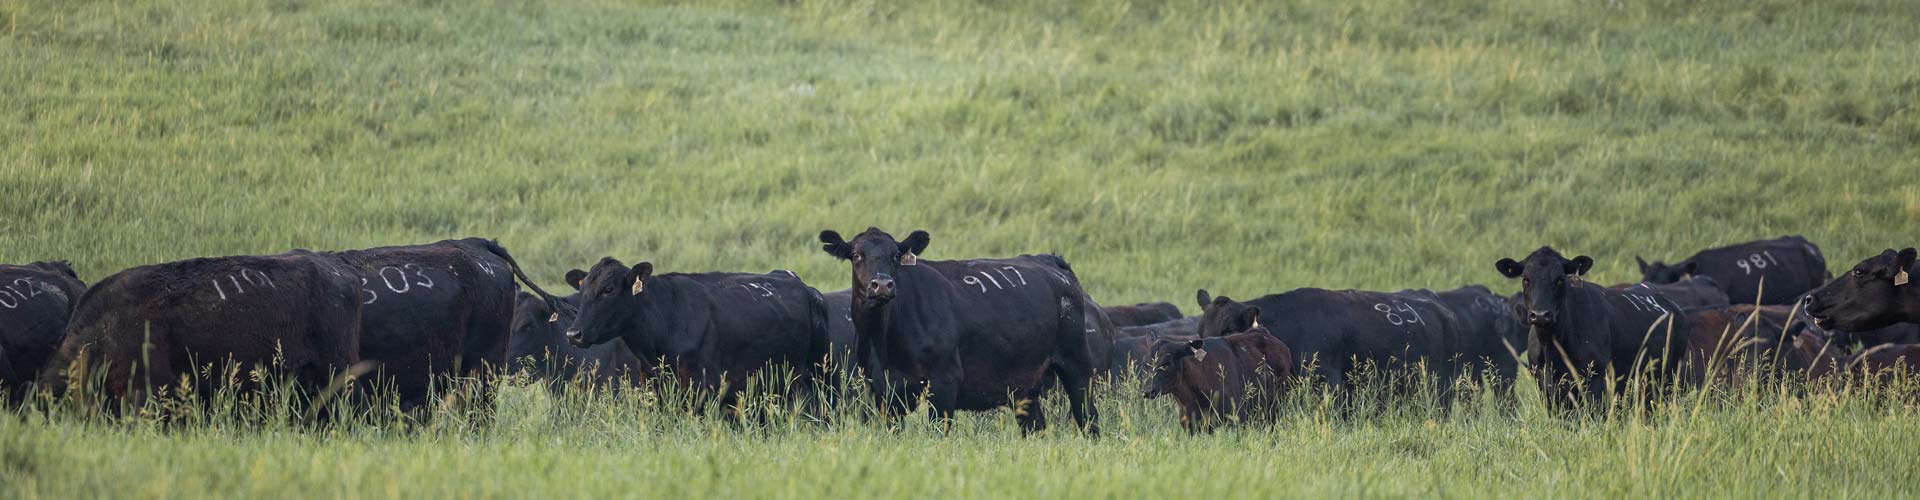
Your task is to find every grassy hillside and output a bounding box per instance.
[3,0,1919,497]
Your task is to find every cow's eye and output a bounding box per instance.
[1522,277,1531,286]
[1853,269,1864,277]
[852,254,863,262]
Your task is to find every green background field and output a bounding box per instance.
[3,0,1919,497]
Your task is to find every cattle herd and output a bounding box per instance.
[3,230,1919,433]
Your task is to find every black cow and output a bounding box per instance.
[0,261,86,402]
[1194,288,1459,407]
[1612,276,1731,309]
[1427,285,1527,398]
[508,291,645,393]
[1805,248,1919,333]
[1637,236,1828,305]
[1140,327,1294,433]
[1102,302,1183,328]
[819,227,1101,434]
[38,252,363,407]
[562,258,829,414]
[1081,294,1120,379]
[324,238,563,411]
[1498,247,1688,411]
[821,289,858,370]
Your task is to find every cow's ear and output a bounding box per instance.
[819,231,852,260]
[1495,258,1523,279]
[630,262,654,295]
[899,230,931,258]
[1635,256,1649,274]
[1896,248,1916,286]
[1187,339,1207,362]
[43,261,78,279]
[1569,256,1595,276]
[565,269,587,291]
[1195,289,1212,308]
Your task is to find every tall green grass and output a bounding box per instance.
[3,0,1919,497]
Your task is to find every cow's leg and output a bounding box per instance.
[1016,387,1048,435]
[1057,365,1098,436]
[926,365,960,429]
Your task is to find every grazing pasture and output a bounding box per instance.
[3,0,1919,497]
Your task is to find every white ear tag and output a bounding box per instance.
[1191,347,1207,362]
[1569,274,1585,288]
[1250,318,1261,329]
[1896,270,1910,287]
[632,277,645,295]
[901,252,918,266]
[548,312,559,323]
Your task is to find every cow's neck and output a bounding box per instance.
[1896,285,1920,324]
[849,266,937,362]
[621,277,704,367]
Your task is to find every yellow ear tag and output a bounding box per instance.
[1896,269,1910,287]
[632,277,645,295]
[901,252,918,266]
[1191,347,1207,362]
[1569,274,1585,288]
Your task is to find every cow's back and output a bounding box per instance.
[917,257,1082,370]
[1249,288,1457,384]
[668,272,827,381]
[1432,286,1525,379]
[330,239,519,404]
[1684,237,1827,305]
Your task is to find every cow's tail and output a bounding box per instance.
[479,239,565,322]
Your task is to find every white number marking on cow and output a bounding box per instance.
[8,278,42,300]
[361,277,379,304]
[980,271,1005,289]
[239,268,275,290]
[0,290,17,309]
[404,264,434,289]
[742,283,775,298]
[475,260,497,276]
[1373,302,1424,326]
[962,275,987,293]
[1623,294,1668,315]
[379,266,411,294]
[1735,251,1781,275]
[995,267,1028,287]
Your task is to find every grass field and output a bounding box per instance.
[4,0,1920,497]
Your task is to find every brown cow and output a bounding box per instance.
[1139,326,1293,433]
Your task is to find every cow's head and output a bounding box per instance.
[819,227,929,307]
[1635,256,1694,285]
[30,261,79,280]
[1496,247,1594,327]
[512,291,575,350]
[1805,248,1917,331]
[1195,289,1261,338]
[1141,338,1211,400]
[563,257,653,347]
